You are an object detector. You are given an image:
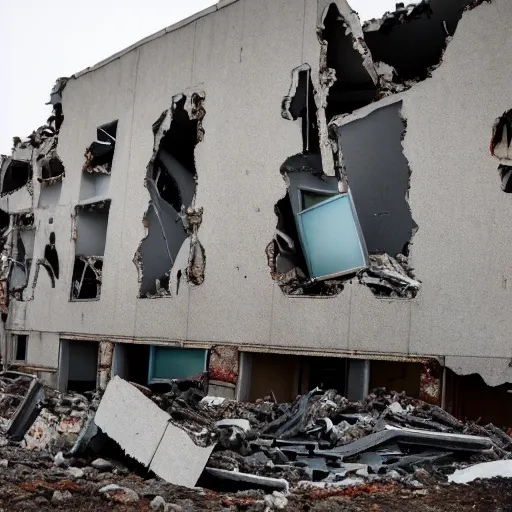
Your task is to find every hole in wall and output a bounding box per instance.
[1,160,32,195]
[135,93,206,297]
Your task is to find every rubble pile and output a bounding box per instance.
[1,373,512,507]
[0,372,33,429]
[151,386,512,489]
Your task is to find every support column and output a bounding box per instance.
[346,359,370,402]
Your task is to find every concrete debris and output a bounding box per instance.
[448,460,512,484]
[51,489,73,504]
[363,1,433,33]
[98,483,139,504]
[95,376,215,488]
[359,253,420,298]
[204,467,289,493]
[2,372,512,501]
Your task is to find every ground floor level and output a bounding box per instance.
[2,330,512,428]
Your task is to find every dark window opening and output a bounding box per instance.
[160,96,199,174]
[112,343,151,386]
[0,210,9,232]
[363,0,480,82]
[44,232,59,280]
[499,166,512,193]
[323,4,377,121]
[65,340,98,394]
[83,120,118,174]
[2,160,32,195]
[138,94,204,297]
[283,68,320,154]
[153,159,183,212]
[14,335,27,361]
[41,155,65,181]
[71,257,103,300]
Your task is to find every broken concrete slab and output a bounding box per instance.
[5,377,44,440]
[204,467,289,493]
[150,421,215,488]
[94,376,214,488]
[95,376,169,467]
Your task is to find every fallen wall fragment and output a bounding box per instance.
[94,376,215,488]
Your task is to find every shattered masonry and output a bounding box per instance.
[0,77,68,311]
[134,92,206,297]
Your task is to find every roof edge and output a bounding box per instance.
[73,0,238,80]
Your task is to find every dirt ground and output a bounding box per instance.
[1,445,512,512]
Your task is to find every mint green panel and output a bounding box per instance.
[149,347,206,381]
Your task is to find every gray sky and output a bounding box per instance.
[0,0,398,154]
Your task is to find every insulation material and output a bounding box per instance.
[209,346,239,385]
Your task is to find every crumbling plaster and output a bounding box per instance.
[6,0,512,386]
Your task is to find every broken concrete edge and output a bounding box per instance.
[204,467,290,493]
[5,377,44,440]
[94,376,215,488]
[134,91,206,298]
[71,1,238,82]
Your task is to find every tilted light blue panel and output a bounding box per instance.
[148,347,207,382]
[296,193,368,279]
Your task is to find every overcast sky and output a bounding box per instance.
[0,0,398,154]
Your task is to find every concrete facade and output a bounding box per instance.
[2,0,512,388]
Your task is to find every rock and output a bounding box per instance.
[414,468,429,480]
[150,495,166,511]
[99,484,139,504]
[67,466,84,478]
[0,460,7,468]
[54,451,69,467]
[52,490,72,504]
[264,491,288,510]
[165,505,183,512]
[91,458,113,471]
[356,467,369,477]
[387,470,402,481]
[388,402,404,415]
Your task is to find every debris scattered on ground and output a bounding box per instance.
[449,460,512,484]
[1,373,512,510]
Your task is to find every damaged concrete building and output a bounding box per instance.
[2,0,512,426]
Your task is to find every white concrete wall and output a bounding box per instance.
[6,0,512,384]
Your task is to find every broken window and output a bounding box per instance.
[38,145,65,208]
[269,64,369,296]
[80,121,117,201]
[83,121,118,174]
[9,214,35,299]
[1,159,32,195]
[363,0,488,84]
[71,256,103,300]
[491,110,512,192]
[13,334,28,362]
[135,93,206,297]
[322,4,378,121]
[71,200,110,300]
